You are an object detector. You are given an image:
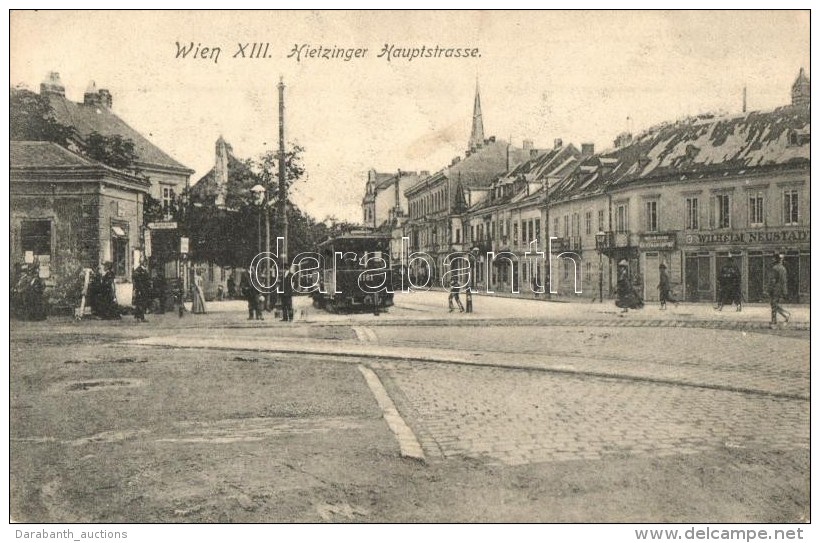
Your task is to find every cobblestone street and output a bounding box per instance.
[9,293,810,522]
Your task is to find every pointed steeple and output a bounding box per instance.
[468,82,485,152]
[791,67,810,107]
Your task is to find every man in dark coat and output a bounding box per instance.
[241,273,262,320]
[769,254,790,327]
[716,258,742,311]
[448,276,465,313]
[132,260,151,322]
[280,264,294,322]
[657,262,678,310]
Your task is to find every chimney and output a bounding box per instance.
[84,81,100,106]
[553,138,563,149]
[40,71,65,97]
[581,143,595,157]
[488,135,496,143]
[419,171,429,178]
[98,88,112,109]
[522,139,533,151]
[742,86,747,113]
[614,132,633,149]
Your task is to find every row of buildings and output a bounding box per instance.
[363,71,810,303]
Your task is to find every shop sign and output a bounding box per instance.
[684,228,810,246]
[550,237,569,253]
[639,233,676,250]
[148,221,178,230]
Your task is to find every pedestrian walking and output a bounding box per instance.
[131,259,151,322]
[241,273,262,320]
[191,269,207,314]
[657,262,678,310]
[280,264,294,322]
[448,276,464,312]
[715,257,742,311]
[769,254,791,328]
[615,260,643,313]
[152,272,167,314]
[227,275,236,299]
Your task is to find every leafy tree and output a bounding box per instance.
[83,131,140,172]
[10,88,74,146]
[182,144,322,268]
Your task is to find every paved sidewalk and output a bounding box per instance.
[125,324,809,400]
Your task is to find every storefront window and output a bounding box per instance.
[21,219,52,258]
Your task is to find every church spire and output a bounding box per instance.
[468,82,485,152]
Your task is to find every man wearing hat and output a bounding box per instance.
[768,254,790,328]
[657,262,678,310]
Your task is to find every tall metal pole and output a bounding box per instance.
[278,76,288,268]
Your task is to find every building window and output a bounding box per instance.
[572,213,580,238]
[534,219,540,244]
[513,222,519,246]
[685,197,699,230]
[585,211,592,235]
[455,228,461,244]
[784,189,799,225]
[563,215,569,238]
[714,194,731,229]
[529,220,534,244]
[112,235,128,277]
[749,192,764,227]
[615,203,629,233]
[645,201,658,232]
[597,209,605,232]
[21,219,52,258]
[553,217,559,237]
[162,186,175,217]
[470,225,475,242]
[585,261,592,282]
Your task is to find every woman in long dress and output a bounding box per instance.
[191,269,207,314]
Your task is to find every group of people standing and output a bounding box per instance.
[240,264,295,322]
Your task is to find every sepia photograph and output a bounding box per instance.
[7,8,811,533]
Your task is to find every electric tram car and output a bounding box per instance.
[309,231,395,313]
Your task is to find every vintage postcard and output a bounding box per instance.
[8,9,811,535]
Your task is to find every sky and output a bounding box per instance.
[9,10,810,223]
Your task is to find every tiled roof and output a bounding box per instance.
[10,141,151,190]
[552,104,810,202]
[11,140,96,168]
[44,92,192,172]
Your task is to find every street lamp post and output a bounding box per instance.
[467,245,479,313]
[250,184,269,300]
[595,231,607,303]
